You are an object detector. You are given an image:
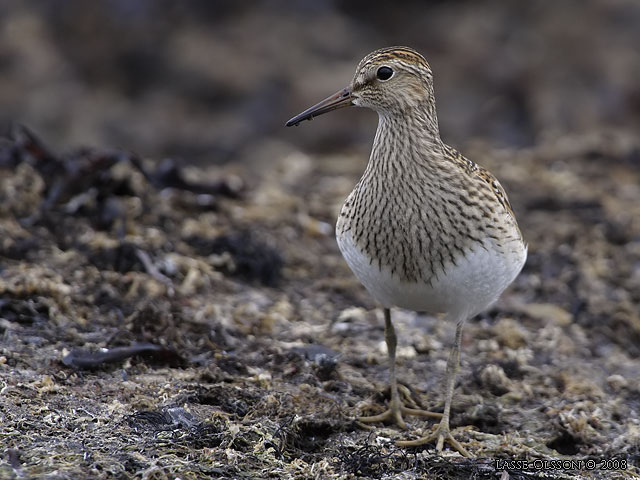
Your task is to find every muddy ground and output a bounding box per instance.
[1,2,640,480]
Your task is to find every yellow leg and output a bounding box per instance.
[397,320,471,457]
[359,308,442,429]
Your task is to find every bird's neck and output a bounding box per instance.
[367,102,443,179]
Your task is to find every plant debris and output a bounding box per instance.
[62,342,185,370]
[2,126,640,479]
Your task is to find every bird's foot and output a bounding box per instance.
[358,386,442,430]
[396,419,471,457]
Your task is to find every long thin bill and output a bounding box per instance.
[285,87,353,127]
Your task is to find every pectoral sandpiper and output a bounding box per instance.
[286,46,526,456]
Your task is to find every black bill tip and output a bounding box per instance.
[285,87,353,128]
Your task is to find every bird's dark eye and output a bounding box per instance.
[376,66,394,81]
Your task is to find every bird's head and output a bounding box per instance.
[286,46,435,127]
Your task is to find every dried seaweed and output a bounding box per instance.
[62,343,185,369]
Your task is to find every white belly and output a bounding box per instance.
[336,229,526,320]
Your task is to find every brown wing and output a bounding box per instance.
[442,144,521,232]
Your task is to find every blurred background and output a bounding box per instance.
[1,0,639,166]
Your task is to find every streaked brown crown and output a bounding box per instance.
[355,46,432,73]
